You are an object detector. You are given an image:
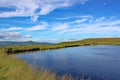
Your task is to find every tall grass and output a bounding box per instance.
[0,49,56,80]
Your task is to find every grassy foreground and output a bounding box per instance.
[0,49,90,80]
[0,49,57,80]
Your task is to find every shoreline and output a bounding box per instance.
[0,49,90,80]
[5,44,120,54]
[3,38,120,54]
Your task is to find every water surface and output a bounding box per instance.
[15,45,120,80]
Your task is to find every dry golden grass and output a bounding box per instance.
[0,49,56,80]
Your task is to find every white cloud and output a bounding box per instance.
[4,27,23,31]
[3,32,21,37]
[79,15,92,18]
[0,31,31,40]
[30,15,39,22]
[73,18,88,23]
[24,34,32,38]
[1,16,120,35]
[0,0,88,21]
[33,38,79,43]
[26,22,48,31]
[26,25,45,31]
[56,15,92,20]
[0,22,48,31]
[1,16,120,41]
[95,17,106,22]
[57,17,120,35]
[52,23,69,31]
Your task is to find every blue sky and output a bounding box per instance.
[0,0,120,42]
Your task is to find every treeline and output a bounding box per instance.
[4,38,120,54]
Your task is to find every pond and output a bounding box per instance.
[15,45,120,80]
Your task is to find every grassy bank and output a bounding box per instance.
[0,49,90,80]
[0,49,58,80]
[5,38,120,54]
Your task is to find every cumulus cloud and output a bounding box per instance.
[0,0,88,21]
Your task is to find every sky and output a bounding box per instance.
[0,0,120,43]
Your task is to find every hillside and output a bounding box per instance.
[58,38,120,46]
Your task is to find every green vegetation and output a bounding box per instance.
[4,38,120,54]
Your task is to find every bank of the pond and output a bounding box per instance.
[0,49,89,80]
[5,45,80,54]
[5,38,120,54]
[0,49,57,80]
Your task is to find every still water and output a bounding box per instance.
[15,45,120,80]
